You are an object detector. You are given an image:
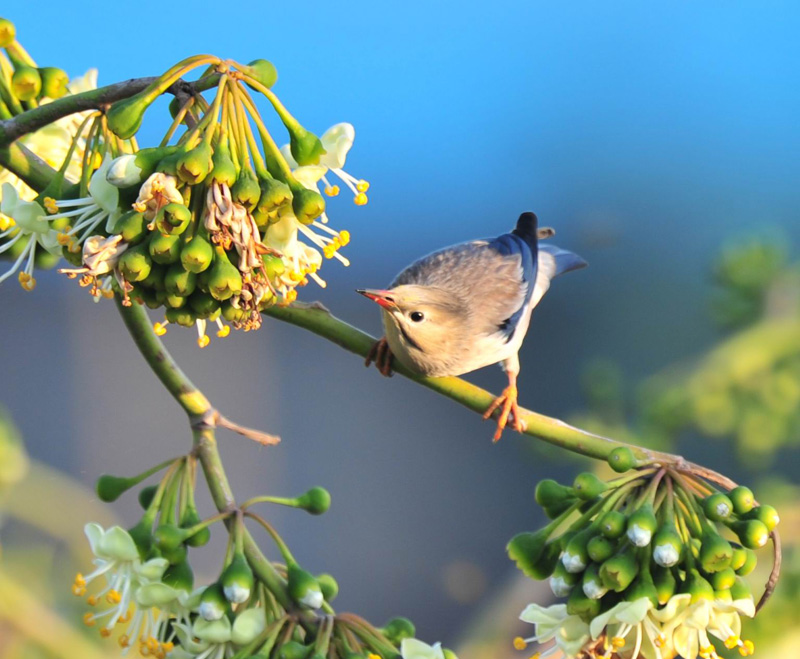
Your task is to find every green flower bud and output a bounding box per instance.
[730,576,753,601]
[222,554,255,603]
[288,564,323,609]
[289,127,326,166]
[277,642,310,659]
[157,151,182,176]
[257,176,292,214]
[729,544,747,571]
[699,532,733,572]
[381,617,415,644]
[735,547,757,576]
[686,569,715,603]
[0,18,16,48]
[653,565,676,605]
[177,141,214,185]
[163,559,194,592]
[189,291,221,318]
[587,535,615,563]
[208,247,243,301]
[652,522,683,567]
[244,59,278,89]
[232,169,262,211]
[149,232,182,264]
[744,504,780,532]
[154,524,186,553]
[581,564,608,600]
[138,484,157,510]
[626,503,657,547]
[607,447,636,472]
[599,510,627,539]
[199,582,229,621]
[297,486,331,515]
[107,91,153,139]
[139,263,166,290]
[112,210,148,244]
[222,302,249,323]
[729,519,769,549]
[11,65,41,101]
[291,187,325,224]
[165,307,195,327]
[703,492,734,522]
[729,486,755,515]
[507,529,549,578]
[573,472,608,500]
[710,567,736,591]
[261,253,286,280]
[127,518,154,558]
[562,528,594,574]
[165,293,188,309]
[180,505,211,547]
[155,202,192,235]
[626,572,659,608]
[210,143,237,187]
[165,263,197,296]
[162,541,187,565]
[567,584,601,621]
[599,547,639,592]
[181,234,214,273]
[536,479,576,510]
[38,67,69,99]
[316,573,339,602]
[118,243,153,282]
[550,561,580,597]
[96,474,136,502]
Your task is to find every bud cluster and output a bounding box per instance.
[508,448,779,659]
[75,456,451,659]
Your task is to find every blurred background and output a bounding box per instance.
[2,1,800,657]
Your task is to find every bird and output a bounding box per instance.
[357,211,587,441]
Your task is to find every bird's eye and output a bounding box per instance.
[409,311,425,322]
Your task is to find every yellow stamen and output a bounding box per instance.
[739,640,754,656]
[217,325,230,338]
[69,241,82,253]
[356,180,369,192]
[106,589,121,604]
[197,334,210,348]
[75,574,86,586]
[100,627,111,638]
[513,636,527,650]
[611,637,626,649]
[154,322,167,336]
[354,192,368,206]
[83,612,95,626]
[284,289,297,303]
[57,232,72,245]
[18,272,36,291]
[324,185,340,197]
[87,595,98,606]
[102,289,114,299]
[44,197,59,214]
[162,642,175,652]
[338,229,351,246]
[725,636,740,649]
[367,654,381,659]
[119,634,130,647]
[0,214,14,231]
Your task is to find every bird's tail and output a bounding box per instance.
[511,212,540,252]
[539,243,588,277]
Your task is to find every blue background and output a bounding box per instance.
[3,0,800,648]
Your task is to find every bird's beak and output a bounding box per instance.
[356,289,397,310]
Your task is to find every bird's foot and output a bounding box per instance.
[365,337,394,377]
[483,385,527,442]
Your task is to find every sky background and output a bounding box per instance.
[3,0,800,650]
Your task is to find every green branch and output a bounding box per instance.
[0,140,56,190]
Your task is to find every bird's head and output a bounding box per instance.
[357,285,469,356]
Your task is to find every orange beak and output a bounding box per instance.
[357,289,397,310]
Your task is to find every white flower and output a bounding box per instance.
[561,550,586,573]
[515,603,590,659]
[653,543,680,567]
[107,154,143,187]
[400,638,446,659]
[589,597,666,659]
[59,234,129,301]
[132,172,184,221]
[549,574,573,597]
[174,607,266,658]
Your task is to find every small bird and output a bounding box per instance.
[358,211,587,441]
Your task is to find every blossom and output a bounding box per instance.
[589,598,667,659]
[59,233,131,301]
[514,603,590,658]
[132,172,184,221]
[173,607,266,659]
[400,638,446,659]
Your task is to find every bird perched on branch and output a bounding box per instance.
[358,211,586,441]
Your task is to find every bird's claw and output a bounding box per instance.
[483,385,526,442]
[365,337,395,377]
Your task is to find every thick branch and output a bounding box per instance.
[0,141,56,190]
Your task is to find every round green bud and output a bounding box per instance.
[277,641,310,659]
[232,169,261,211]
[703,492,734,522]
[381,617,415,644]
[95,474,134,502]
[127,518,154,557]
[699,533,733,572]
[38,67,69,99]
[653,565,676,605]
[107,92,152,139]
[118,243,153,282]
[316,573,339,602]
[289,128,326,167]
[729,486,755,515]
[154,524,186,553]
[291,187,325,224]
[112,210,148,244]
[165,293,188,309]
[210,144,237,187]
[729,519,769,549]
[244,59,278,89]
[11,65,41,101]
[163,559,194,592]
[744,504,780,532]
[599,510,627,539]
[149,232,182,264]
[222,302,249,323]
[181,505,211,547]
[730,544,747,571]
[155,203,192,236]
[140,263,166,290]
[599,548,639,592]
[165,264,197,297]
[573,472,608,500]
[607,446,636,472]
[199,582,229,621]
[562,529,594,574]
[177,141,213,185]
[730,576,753,601]
[0,18,16,47]
[535,479,576,508]
[735,548,757,576]
[686,569,715,603]
[567,584,601,621]
[161,541,187,565]
[138,484,158,510]
[222,554,255,604]
[287,564,323,609]
[297,486,331,515]
[626,572,659,608]
[581,564,608,600]
[257,177,292,214]
[508,531,559,580]
[181,234,214,273]
[189,291,221,318]
[208,248,243,301]
[710,567,736,591]
[587,535,615,563]
[652,523,683,568]
[626,503,657,547]
[157,152,182,176]
[165,307,195,327]
[550,561,580,597]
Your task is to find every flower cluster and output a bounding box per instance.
[76,456,454,659]
[508,447,779,659]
